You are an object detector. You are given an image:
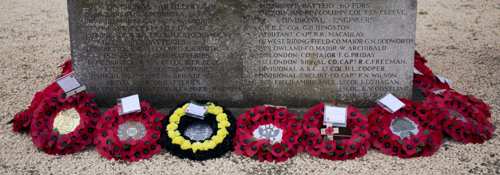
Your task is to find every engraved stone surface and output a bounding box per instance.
[68,0,416,107]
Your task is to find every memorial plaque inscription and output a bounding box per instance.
[69,0,416,107]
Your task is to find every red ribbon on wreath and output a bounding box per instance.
[95,101,164,162]
[414,52,434,77]
[234,105,304,162]
[302,103,370,160]
[59,58,73,77]
[413,52,452,96]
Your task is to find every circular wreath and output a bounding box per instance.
[29,86,101,155]
[302,103,370,160]
[422,90,494,144]
[234,105,303,162]
[95,101,164,162]
[161,101,235,161]
[368,99,443,158]
[12,59,73,133]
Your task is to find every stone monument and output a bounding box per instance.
[68,0,416,107]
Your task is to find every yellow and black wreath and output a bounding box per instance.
[161,101,235,160]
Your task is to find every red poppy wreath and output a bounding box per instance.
[95,101,164,162]
[368,99,443,158]
[29,86,101,155]
[422,90,494,144]
[302,103,370,160]
[234,105,303,162]
[12,59,73,133]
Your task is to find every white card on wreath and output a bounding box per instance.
[186,103,207,119]
[56,73,86,97]
[324,105,347,128]
[377,93,405,113]
[118,94,141,115]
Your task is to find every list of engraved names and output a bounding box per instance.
[69,0,416,107]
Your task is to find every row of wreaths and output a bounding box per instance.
[10,52,494,162]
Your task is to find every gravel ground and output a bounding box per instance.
[0,0,499,174]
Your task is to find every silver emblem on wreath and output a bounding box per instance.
[184,123,213,141]
[253,124,283,144]
[390,117,419,139]
[117,121,147,141]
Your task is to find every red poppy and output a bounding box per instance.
[95,101,164,162]
[422,90,494,144]
[244,139,266,157]
[368,99,443,158]
[303,103,370,160]
[29,87,100,155]
[234,105,303,163]
[270,144,285,157]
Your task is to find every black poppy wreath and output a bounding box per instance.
[161,101,235,161]
[95,101,164,162]
[422,90,494,144]
[302,103,370,160]
[368,98,443,158]
[29,83,101,155]
[234,105,304,162]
